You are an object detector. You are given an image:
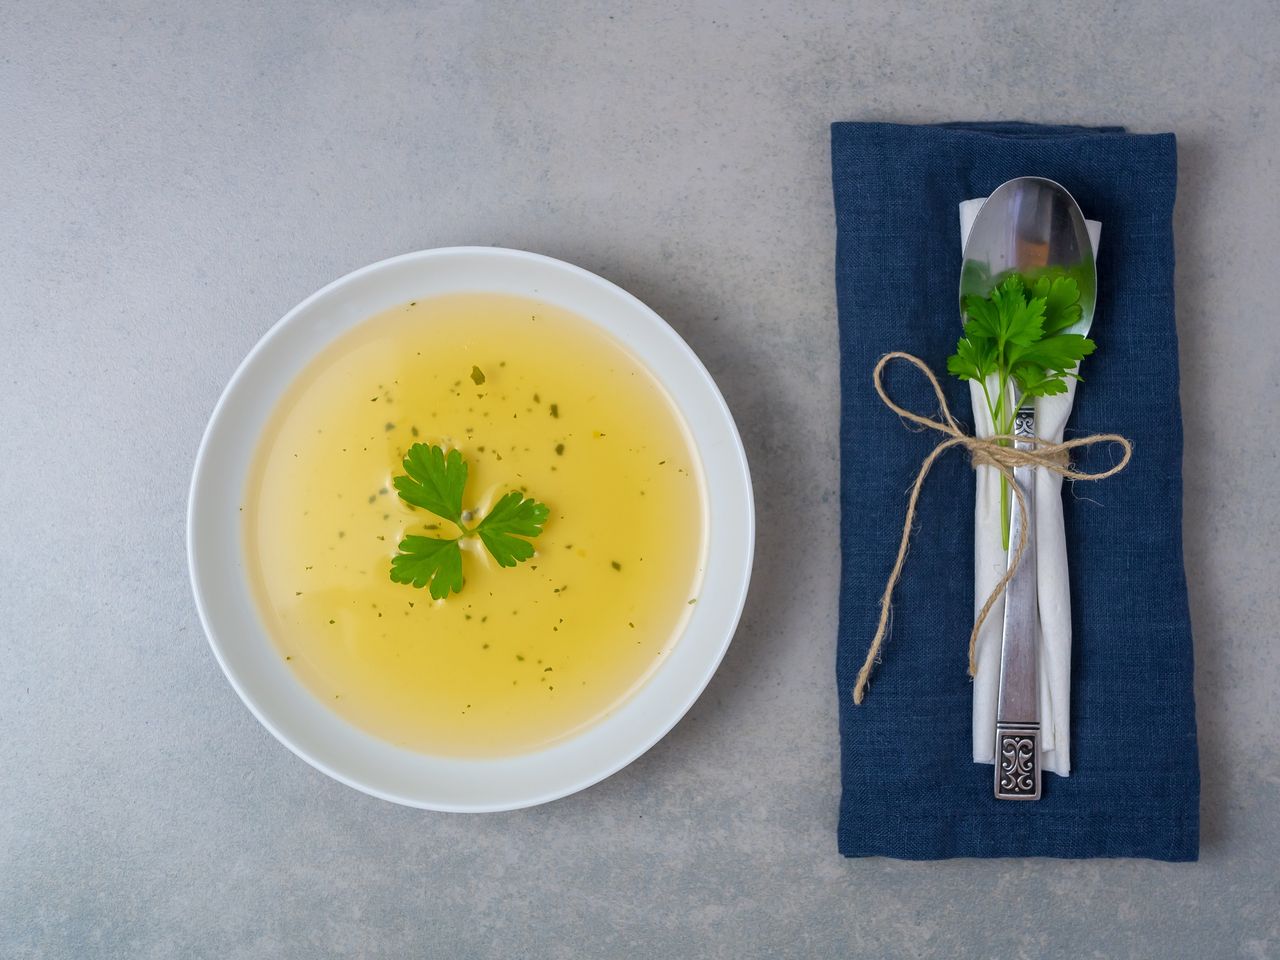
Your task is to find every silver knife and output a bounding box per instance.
[994,403,1041,800]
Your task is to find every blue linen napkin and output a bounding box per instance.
[832,121,1199,860]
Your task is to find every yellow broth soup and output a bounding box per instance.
[243,293,707,756]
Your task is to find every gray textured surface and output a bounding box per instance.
[3,0,1278,956]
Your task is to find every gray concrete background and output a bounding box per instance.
[3,1,1278,957]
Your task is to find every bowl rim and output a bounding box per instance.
[187,246,754,811]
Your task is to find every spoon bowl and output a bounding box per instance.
[959,177,1096,337]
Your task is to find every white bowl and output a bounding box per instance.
[187,247,754,811]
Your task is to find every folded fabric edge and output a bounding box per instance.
[838,814,1200,862]
[828,121,1183,147]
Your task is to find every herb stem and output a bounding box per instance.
[999,471,1012,552]
[983,373,1015,552]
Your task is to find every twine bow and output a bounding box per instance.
[852,352,1133,705]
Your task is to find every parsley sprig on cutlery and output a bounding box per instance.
[947,273,1095,548]
[389,443,549,599]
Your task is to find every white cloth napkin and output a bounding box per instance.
[959,199,1101,777]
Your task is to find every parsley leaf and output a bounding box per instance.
[991,275,1046,347]
[960,294,1002,342]
[388,443,548,597]
[390,535,465,599]
[946,335,997,383]
[1015,333,1095,376]
[1009,362,1070,399]
[1032,275,1083,334]
[961,277,1045,351]
[476,492,551,567]
[393,444,467,524]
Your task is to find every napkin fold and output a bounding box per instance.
[833,121,1199,860]
[961,199,1103,778]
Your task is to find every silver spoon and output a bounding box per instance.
[959,177,1096,800]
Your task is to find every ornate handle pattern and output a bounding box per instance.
[995,723,1040,800]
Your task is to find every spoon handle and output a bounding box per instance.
[994,405,1041,800]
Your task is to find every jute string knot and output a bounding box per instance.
[852,352,1132,705]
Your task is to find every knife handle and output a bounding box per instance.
[995,722,1041,800]
[994,405,1042,801]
